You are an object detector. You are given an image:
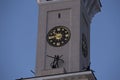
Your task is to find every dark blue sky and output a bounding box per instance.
[0,0,120,80]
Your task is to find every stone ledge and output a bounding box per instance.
[17,71,96,80]
[41,68,65,76]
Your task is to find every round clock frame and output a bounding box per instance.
[47,26,71,47]
[82,33,88,58]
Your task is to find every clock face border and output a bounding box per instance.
[46,26,71,47]
[82,33,88,58]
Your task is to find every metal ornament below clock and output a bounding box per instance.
[47,55,64,69]
[47,26,71,47]
[82,33,88,57]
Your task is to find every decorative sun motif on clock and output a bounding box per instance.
[47,26,71,47]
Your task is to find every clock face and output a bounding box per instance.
[47,26,71,47]
[82,33,88,57]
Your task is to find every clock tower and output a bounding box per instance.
[17,0,101,80]
[36,0,101,77]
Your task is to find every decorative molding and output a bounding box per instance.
[17,71,96,80]
[82,0,101,22]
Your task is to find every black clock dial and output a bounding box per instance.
[82,33,88,57]
[47,26,71,47]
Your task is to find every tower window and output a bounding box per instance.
[58,13,61,19]
[46,0,52,1]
